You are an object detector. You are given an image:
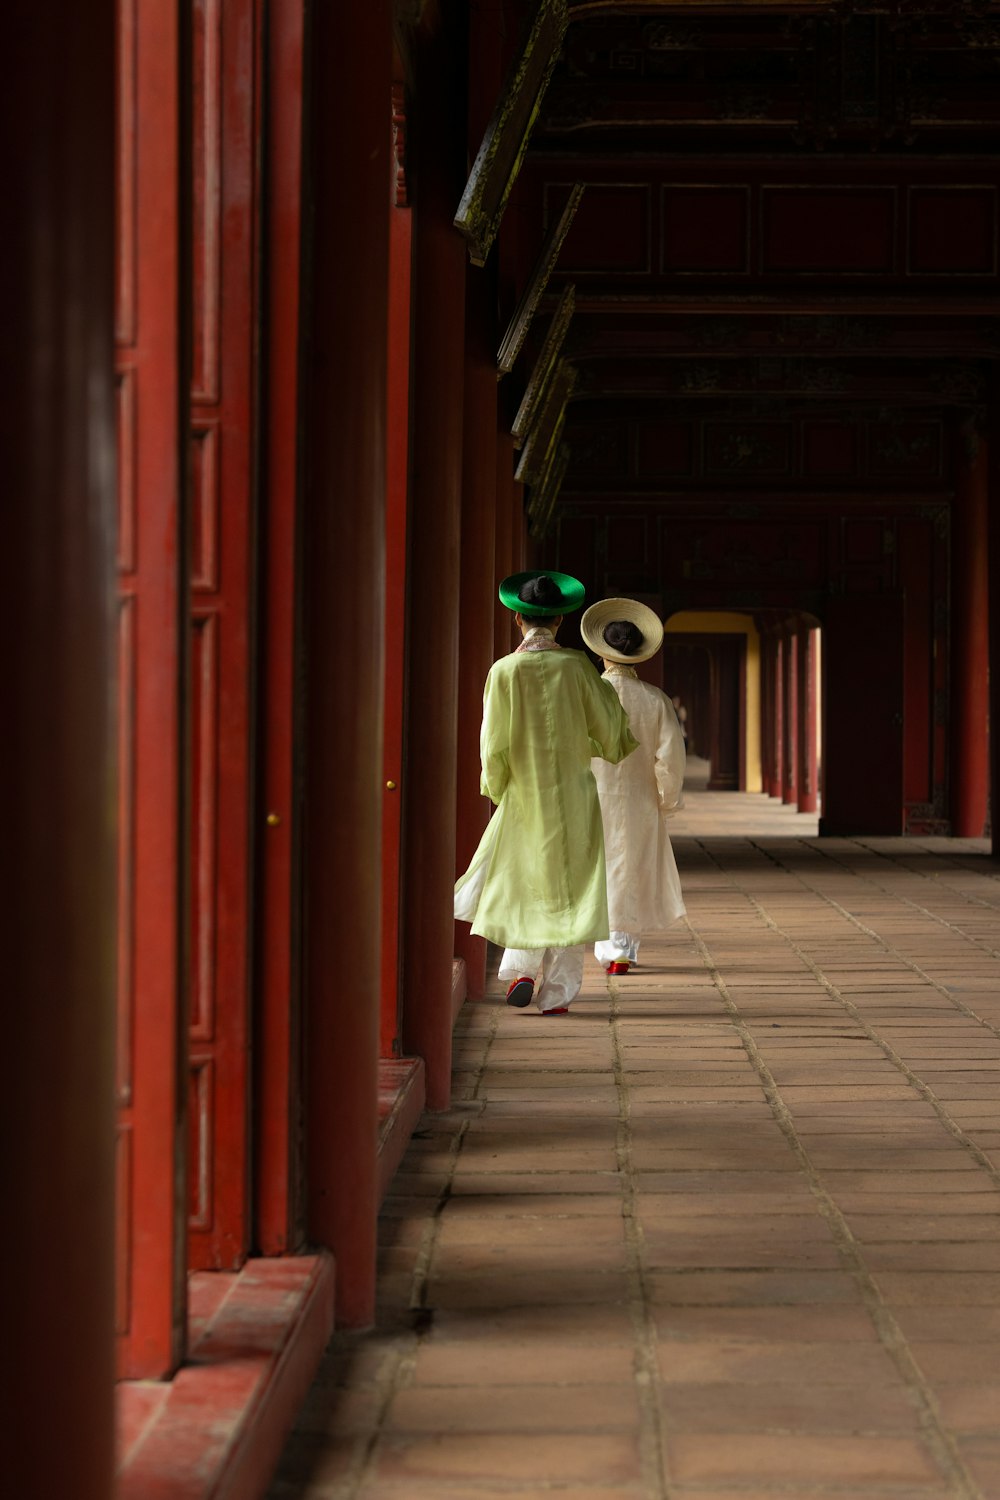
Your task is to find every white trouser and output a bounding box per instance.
[498,945,585,1012]
[595,931,640,966]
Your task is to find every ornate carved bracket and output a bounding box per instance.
[512,285,576,446]
[391,82,408,208]
[516,359,577,486]
[455,0,568,266]
[528,442,571,538]
[498,183,583,375]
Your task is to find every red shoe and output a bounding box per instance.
[506,976,534,1008]
[542,1005,570,1015]
[607,960,630,976]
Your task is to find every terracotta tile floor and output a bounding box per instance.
[269,779,1000,1500]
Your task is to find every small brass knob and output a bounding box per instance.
[266,812,281,826]
[386,780,397,791]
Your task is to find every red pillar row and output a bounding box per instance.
[783,631,799,806]
[771,636,786,799]
[798,627,820,815]
[454,0,503,999]
[402,12,469,1111]
[990,380,1000,858]
[381,120,415,1058]
[455,269,498,1000]
[114,0,187,1377]
[951,419,990,839]
[4,2,118,1492]
[303,0,391,1328]
[256,0,306,1258]
[495,435,517,660]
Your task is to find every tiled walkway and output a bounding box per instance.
[269,783,1000,1500]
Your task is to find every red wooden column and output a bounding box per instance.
[990,383,1000,858]
[115,0,187,1377]
[771,635,786,799]
[798,626,819,815]
[512,472,528,574]
[783,630,799,805]
[256,0,306,1256]
[4,1,117,1492]
[951,418,990,838]
[401,11,468,1111]
[381,84,414,1057]
[455,277,497,1000]
[495,435,515,660]
[303,0,390,1327]
[454,0,502,1002]
[759,631,773,799]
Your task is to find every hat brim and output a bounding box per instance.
[580,598,664,664]
[498,570,586,617]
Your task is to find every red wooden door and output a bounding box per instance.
[822,593,905,835]
[114,0,187,1378]
[187,0,258,1270]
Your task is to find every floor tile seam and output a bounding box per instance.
[696,863,1000,1195]
[407,1005,501,1312]
[686,922,985,1500]
[852,837,1000,898]
[803,834,1000,960]
[742,840,1000,1043]
[608,977,676,1500]
[342,1010,503,1498]
[755,840,1000,990]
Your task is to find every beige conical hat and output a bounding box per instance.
[580,597,664,665]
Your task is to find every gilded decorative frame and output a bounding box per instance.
[454,0,569,267]
[516,360,576,485]
[512,284,576,447]
[498,183,584,374]
[528,442,571,538]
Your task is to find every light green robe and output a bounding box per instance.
[454,646,637,948]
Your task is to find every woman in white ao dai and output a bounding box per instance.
[581,599,687,972]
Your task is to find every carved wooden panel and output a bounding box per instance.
[523,160,1000,289]
[606,513,649,572]
[565,411,951,491]
[190,421,220,590]
[116,594,136,1106]
[187,1056,214,1230]
[868,420,944,481]
[186,0,255,1274]
[189,610,219,1043]
[802,420,859,479]
[635,419,696,478]
[191,0,222,403]
[704,421,792,477]
[115,1124,132,1335]
[116,370,137,572]
[761,187,897,274]
[664,519,826,589]
[662,186,749,273]
[550,181,651,273]
[908,186,998,274]
[116,0,137,346]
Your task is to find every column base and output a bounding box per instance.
[118,1254,335,1500]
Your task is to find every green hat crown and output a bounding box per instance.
[498,569,586,617]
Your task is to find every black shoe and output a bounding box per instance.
[505,976,534,1008]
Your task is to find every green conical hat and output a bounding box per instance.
[498,569,586,617]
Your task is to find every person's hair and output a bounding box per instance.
[603,619,644,656]
[518,575,563,616]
